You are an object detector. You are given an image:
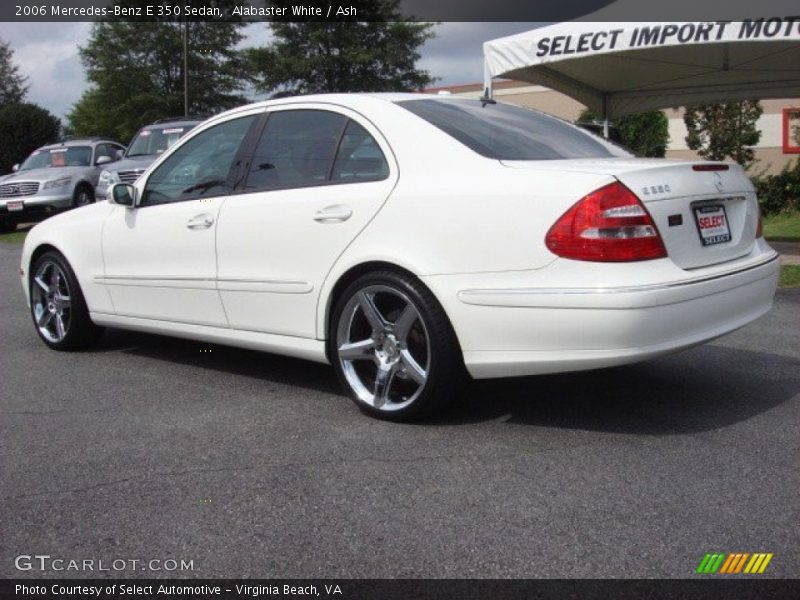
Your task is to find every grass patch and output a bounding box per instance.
[763,210,800,242]
[0,229,28,244]
[779,265,800,288]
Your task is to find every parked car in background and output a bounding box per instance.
[0,138,125,233]
[95,118,203,201]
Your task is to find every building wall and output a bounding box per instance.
[435,82,800,175]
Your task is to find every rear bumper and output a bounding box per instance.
[423,244,779,379]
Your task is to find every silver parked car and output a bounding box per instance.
[95,118,203,201]
[0,138,125,232]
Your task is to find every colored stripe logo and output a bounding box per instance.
[696,552,773,574]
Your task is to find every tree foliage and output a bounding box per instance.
[248,1,436,95]
[579,108,669,157]
[0,38,28,106]
[0,103,60,174]
[683,100,763,168]
[68,11,250,143]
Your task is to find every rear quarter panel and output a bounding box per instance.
[314,100,617,337]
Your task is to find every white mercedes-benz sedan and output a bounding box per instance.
[20,94,779,420]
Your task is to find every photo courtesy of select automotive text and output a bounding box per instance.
[1,1,799,599]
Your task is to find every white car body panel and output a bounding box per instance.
[20,94,779,380]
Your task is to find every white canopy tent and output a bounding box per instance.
[483,19,800,135]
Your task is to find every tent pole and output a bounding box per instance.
[483,60,494,100]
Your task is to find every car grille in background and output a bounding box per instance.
[118,170,144,184]
[0,182,39,198]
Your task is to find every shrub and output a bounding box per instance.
[751,159,800,216]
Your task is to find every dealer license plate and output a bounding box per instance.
[694,204,731,246]
[6,200,23,212]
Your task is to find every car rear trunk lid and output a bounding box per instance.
[502,158,759,270]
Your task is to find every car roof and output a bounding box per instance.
[37,138,121,150]
[140,118,204,130]
[201,92,481,126]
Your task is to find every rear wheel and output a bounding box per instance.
[0,219,15,234]
[329,270,464,421]
[29,251,103,350]
[72,184,94,208]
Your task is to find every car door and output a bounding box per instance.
[101,112,260,326]
[216,105,398,338]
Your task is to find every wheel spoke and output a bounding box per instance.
[34,276,51,294]
[373,363,397,408]
[55,314,66,339]
[358,291,386,331]
[56,293,71,309]
[400,349,427,385]
[37,310,54,328]
[393,304,418,343]
[338,338,376,361]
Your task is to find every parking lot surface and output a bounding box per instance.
[1,240,798,578]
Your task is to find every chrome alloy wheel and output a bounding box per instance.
[336,285,430,411]
[31,260,72,343]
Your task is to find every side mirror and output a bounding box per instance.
[111,183,137,208]
[115,149,124,160]
[12,164,19,172]
[96,155,112,166]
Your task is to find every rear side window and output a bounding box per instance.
[244,110,346,191]
[397,99,631,160]
[243,110,390,192]
[331,120,390,182]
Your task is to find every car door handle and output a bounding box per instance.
[313,205,353,223]
[186,214,214,229]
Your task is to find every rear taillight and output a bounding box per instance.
[545,181,667,262]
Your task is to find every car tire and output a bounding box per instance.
[0,219,16,234]
[72,184,95,208]
[29,250,103,351]
[329,269,465,421]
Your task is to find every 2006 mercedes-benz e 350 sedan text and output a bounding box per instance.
[20,94,779,420]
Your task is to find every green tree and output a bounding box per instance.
[68,12,249,143]
[579,108,669,157]
[0,38,28,106]
[684,100,763,168]
[248,1,436,95]
[0,103,60,174]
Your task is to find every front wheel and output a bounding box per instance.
[29,251,103,350]
[72,185,94,208]
[329,270,464,421]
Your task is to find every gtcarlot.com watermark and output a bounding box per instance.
[15,554,194,572]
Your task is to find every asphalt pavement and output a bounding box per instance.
[1,239,798,579]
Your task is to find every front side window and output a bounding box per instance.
[397,99,631,160]
[95,143,119,163]
[244,110,347,191]
[142,116,256,206]
[20,146,93,170]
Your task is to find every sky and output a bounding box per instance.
[0,22,541,122]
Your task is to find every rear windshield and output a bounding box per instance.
[397,99,630,160]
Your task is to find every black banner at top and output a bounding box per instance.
[3,0,800,22]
